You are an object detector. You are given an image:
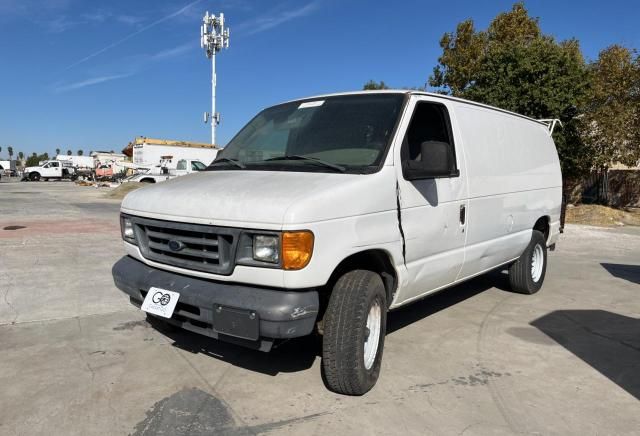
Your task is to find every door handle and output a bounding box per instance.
[459,204,466,225]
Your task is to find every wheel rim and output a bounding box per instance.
[531,244,544,282]
[364,299,382,370]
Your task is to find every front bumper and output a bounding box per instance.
[112,256,319,351]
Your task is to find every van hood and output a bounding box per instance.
[121,169,396,228]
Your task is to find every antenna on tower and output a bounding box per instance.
[201,11,230,145]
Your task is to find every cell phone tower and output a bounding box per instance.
[201,12,230,145]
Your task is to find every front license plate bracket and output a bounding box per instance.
[212,305,260,341]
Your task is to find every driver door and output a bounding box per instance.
[42,162,58,177]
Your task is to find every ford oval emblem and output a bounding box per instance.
[168,240,185,252]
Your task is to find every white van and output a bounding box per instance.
[112,91,562,395]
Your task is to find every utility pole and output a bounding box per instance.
[201,12,230,145]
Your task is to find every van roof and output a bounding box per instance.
[283,90,547,126]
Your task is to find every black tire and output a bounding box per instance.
[508,230,547,294]
[29,172,40,182]
[140,178,155,183]
[322,270,387,395]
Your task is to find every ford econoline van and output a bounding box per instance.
[112,90,562,395]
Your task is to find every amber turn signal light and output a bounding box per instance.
[282,231,314,270]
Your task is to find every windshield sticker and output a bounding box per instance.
[298,100,325,109]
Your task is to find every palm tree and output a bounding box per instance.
[18,151,24,160]
[77,149,84,156]
[67,150,72,156]
[7,146,13,160]
[56,148,61,156]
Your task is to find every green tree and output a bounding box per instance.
[581,45,640,170]
[429,2,591,179]
[55,148,61,156]
[26,153,52,167]
[7,146,13,160]
[18,151,24,160]
[363,80,389,90]
[77,149,84,156]
[67,149,72,156]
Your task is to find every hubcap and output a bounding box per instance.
[364,300,382,370]
[531,244,544,282]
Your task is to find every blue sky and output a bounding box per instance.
[0,0,638,156]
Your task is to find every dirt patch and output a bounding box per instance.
[104,182,145,200]
[0,219,118,238]
[132,388,325,436]
[565,205,640,227]
[3,225,26,231]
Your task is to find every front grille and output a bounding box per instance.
[129,216,240,275]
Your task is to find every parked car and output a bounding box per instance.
[95,164,114,179]
[22,160,76,181]
[124,158,207,183]
[112,90,562,395]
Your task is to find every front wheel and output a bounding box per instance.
[322,270,387,395]
[508,230,547,294]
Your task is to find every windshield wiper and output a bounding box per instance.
[208,157,246,169]
[264,155,345,172]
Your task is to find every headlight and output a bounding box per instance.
[121,216,136,243]
[253,235,279,263]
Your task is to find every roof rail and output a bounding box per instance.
[538,119,563,136]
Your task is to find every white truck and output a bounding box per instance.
[130,137,219,168]
[112,91,562,395]
[22,160,77,181]
[125,158,208,183]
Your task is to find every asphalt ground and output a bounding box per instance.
[1,180,639,435]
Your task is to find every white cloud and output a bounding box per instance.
[53,73,131,93]
[150,42,195,60]
[236,1,319,36]
[47,15,76,33]
[116,15,145,26]
[63,0,202,70]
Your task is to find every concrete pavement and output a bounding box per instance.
[1,181,639,435]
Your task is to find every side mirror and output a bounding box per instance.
[403,141,458,180]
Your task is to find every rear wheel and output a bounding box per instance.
[29,172,40,182]
[322,270,387,395]
[508,230,547,294]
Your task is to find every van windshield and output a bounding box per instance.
[208,93,405,174]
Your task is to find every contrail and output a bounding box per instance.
[63,0,202,71]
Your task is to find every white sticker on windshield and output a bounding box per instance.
[298,100,324,109]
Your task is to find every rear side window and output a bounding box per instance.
[401,102,457,172]
[177,159,187,170]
